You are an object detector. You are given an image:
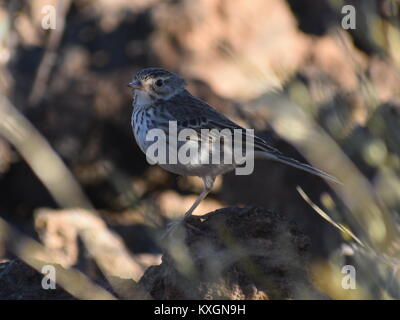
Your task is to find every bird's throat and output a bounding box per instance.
[133,90,155,108]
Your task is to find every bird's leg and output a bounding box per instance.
[165,176,215,236]
[183,176,215,220]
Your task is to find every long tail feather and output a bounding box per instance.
[257,151,341,184]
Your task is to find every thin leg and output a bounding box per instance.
[183,176,215,220]
[164,176,215,237]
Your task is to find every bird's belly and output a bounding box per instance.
[158,139,237,177]
[132,113,237,177]
[159,162,235,177]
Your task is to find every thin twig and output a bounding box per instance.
[28,0,71,106]
[296,186,365,247]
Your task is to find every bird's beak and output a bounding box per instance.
[127,80,143,90]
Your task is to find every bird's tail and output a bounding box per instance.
[258,151,341,184]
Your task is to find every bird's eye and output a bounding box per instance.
[155,79,163,87]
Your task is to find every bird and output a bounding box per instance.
[128,67,339,233]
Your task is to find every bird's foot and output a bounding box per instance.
[161,216,203,239]
[163,218,184,238]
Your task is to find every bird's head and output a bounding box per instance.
[128,68,186,102]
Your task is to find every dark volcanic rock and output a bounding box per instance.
[139,206,327,300]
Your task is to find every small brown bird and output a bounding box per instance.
[128,68,338,232]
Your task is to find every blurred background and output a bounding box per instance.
[1,0,400,299]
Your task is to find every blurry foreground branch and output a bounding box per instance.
[258,93,400,255]
[0,217,116,300]
[0,93,93,209]
[0,94,150,298]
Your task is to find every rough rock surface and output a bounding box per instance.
[139,206,327,300]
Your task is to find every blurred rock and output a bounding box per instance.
[0,259,146,300]
[0,260,74,300]
[151,0,311,100]
[310,32,367,93]
[139,206,327,299]
[369,56,400,103]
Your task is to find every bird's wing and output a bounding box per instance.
[163,91,280,154]
[162,91,340,184]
